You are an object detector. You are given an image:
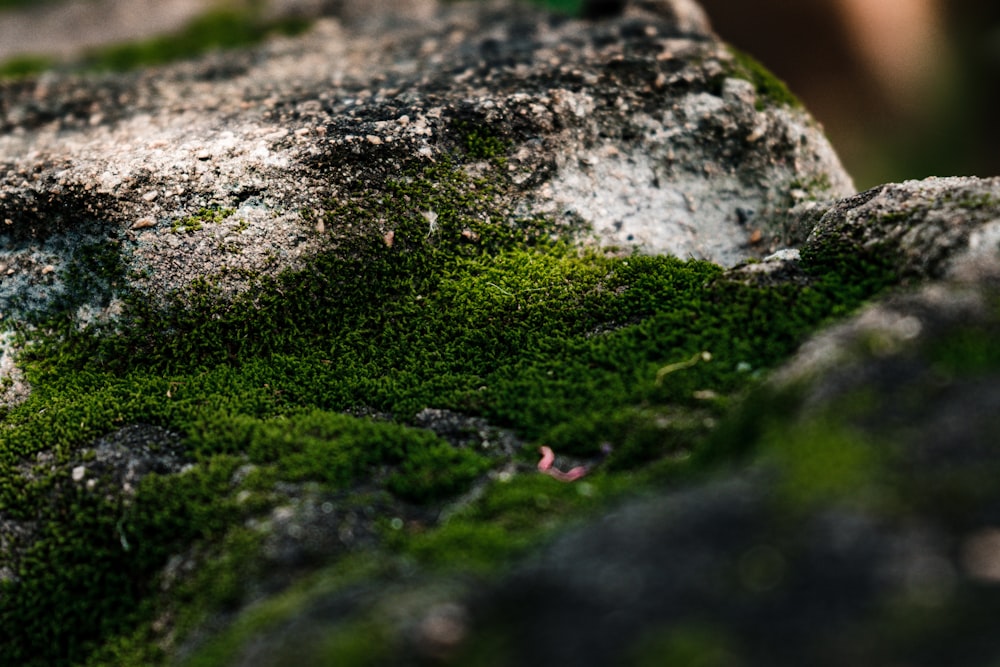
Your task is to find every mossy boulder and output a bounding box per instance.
[184,175,1000,667]
[1,1,996,666]
[0,0,850,327]
[803,176,1000,280]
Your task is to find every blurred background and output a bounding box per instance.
[2,0,999,189]
[698,0,1000,188]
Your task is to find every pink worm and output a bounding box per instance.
[537,446,588,482]
[538,446,556,471]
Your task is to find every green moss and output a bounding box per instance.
[171,207,234,234]
[800,225,899,295]
[0,54,55,80]
[0,455,245,666]
[724,46,803,111]
[403,472,631,572]
[0,0,580,81]
[0,3,921,663]
[185,408,493,503]
[540,405,712,470]
[0,138,902,665]
[456,121,511,163]
[0,7,311,78]
[79,10,311,73]
[529,0,583,14]
[309,619,394,666]
[174,553,392,667]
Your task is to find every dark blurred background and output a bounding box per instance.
[698,0,1000,188]
[2,0,1000,189]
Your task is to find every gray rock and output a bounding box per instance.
[0,0,850,335]
[465,479,921,667]
[803,176,1000,280]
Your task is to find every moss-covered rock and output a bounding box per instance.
[803,176,1000,281]
[3,1,996,666]
[0,0,851,326]
[192,180,1000,667]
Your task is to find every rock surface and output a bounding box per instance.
[804,176,1000,280]
[0,0,848,328]
[2,2,1000,667]
[215,177,1000,667]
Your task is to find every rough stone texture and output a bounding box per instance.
[779,176,1000,397]
[804,176,1000,280]
[0,0,850,329]
[68,422,190,494]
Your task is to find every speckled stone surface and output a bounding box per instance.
[0,0,850,323]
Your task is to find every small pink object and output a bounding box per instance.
[538,446,556,472]
[537,446,588,482]
[546,466,588,482]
